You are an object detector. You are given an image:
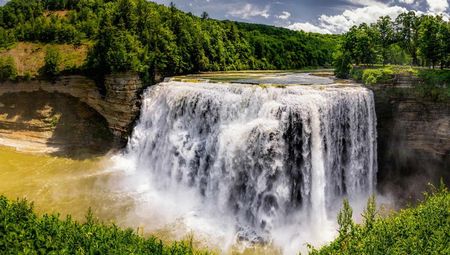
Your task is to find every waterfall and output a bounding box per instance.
[117,80,377,253]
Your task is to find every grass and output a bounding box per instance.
[0,42,90,77]
[349,65,450,102]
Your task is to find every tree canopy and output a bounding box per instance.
[336,12,450,78]
[0,0,339,83]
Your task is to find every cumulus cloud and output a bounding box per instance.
[288,2,409,34]
[228,3,270,19]
[276,11,291,20]
[287,22,332,34]
[426,0,449,13]
[319,4,407,33]
[399,0,415,4]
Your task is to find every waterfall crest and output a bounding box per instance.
[120,80,377,251]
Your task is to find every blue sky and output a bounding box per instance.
[1,0,449,33]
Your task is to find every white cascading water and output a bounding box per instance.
[113,79,377,254]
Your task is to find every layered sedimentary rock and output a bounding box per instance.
[374,89,450,200]
[0,74,143,154]
[0,74,143,140]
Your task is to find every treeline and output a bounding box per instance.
[336,11,450,78]
[0,0,338,82]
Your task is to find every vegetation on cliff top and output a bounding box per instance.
[335,12,450,82]
[0,0,339,83]
[311,184,450,255]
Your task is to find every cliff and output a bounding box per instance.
[373,87,450,201]
[0,74,143,156]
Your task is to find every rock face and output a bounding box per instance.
[374,88,450,200]
[0,74,144,154]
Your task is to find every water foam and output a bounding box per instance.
[111,81,377,254]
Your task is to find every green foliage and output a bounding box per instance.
[350,67,395,85]
[0,195,209,255]
[1,0,339,82]
[418,69,450,86]
[40,47,62,76]
[333,49,352,78]
[310,185,450,255]
[87,27,145,73]
[339,12,450,69]
[0,55,18,81]
[361,68,394,85]
[337,199,354,237]
[0,27,16,48]
[413,69,450,101]
[418,15,444,68]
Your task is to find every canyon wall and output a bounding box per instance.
[0,74,143,155]
[373,88,450,200]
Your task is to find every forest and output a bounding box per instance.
[335,11,450,78]
[0,0,338,83]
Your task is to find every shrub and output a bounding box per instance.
[361,68,394,85]
[40,47,61,76]
[310,184,450,255]
[0,56,18,81]
[350,68,363,81]
[0,27,16,49]
[0,195,209,254]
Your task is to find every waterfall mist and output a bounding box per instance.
[109,80,378,254]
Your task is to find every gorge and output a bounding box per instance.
[0,72,448,254]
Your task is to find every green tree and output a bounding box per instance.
[41,47,61,76]
[0,56,18,81]
[395,11,420,65]
[87,27,145,74]
[418,15,444,68]
[376,16,394,65]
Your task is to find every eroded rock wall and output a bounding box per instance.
[0,74,143,155]
[374,89,450,200]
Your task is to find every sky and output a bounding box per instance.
[0,0,449,33]
[152,0,450,33]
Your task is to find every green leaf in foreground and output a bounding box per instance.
[310,185,450,255]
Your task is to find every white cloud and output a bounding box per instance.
[287,3,408,34]
[399,0,415,4]
[228,3,270,19]
[426,0,449,13]
[276,11,291,20]
[319,4,407,33]
[287,22,332,34]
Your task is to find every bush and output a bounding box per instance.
[418,69,450,87]
[0,195,209,254]
[310,184,450,255]
[0,27,16,49]
[350,68,363,81]
[40,47,61,76]
[361,68,394,85]
[0,56,18,81]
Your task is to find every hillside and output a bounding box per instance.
[0,42,88,77]
[0,0,339,83]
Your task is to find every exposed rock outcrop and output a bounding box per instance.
[373,88,450,201]
[0,74,144,155]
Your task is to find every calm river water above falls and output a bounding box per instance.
[0,72,380,255]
